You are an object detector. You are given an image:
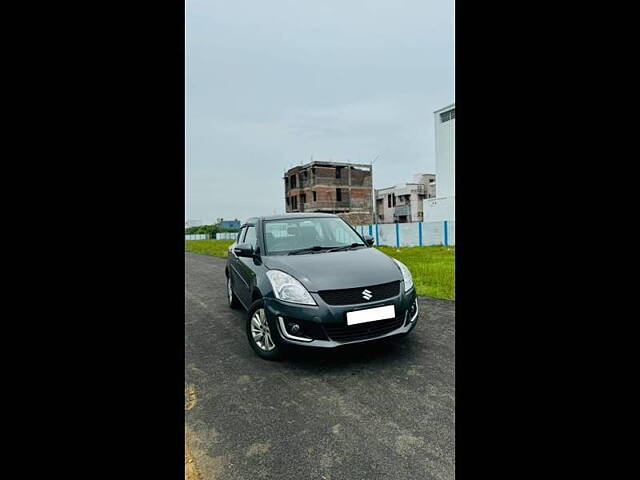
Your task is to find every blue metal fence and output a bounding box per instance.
[185,232,239,241]
[185,221,455,247]
[185,234,209,240]
[215,232,238,240]
[356,220,455,247]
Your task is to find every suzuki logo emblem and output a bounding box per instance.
[362,289,373,300]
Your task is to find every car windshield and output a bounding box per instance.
[263,217,365,255]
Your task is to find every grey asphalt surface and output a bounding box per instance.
[185,252,455,480]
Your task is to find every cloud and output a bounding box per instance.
[186,0,454,222]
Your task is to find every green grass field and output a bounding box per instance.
[185,240,455,300]
[375,245,455,300]
[185,239,234,257]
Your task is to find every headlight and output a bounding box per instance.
[266,270,317,305]
[393,259,414,292]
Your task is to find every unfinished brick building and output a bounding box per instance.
[284,161,373,219]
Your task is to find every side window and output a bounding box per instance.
[244,226,258,249]
[237,227,246,243]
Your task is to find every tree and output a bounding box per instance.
[185,224,219,235]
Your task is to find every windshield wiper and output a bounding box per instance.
[287,246,333,255]
[327,243,365,252]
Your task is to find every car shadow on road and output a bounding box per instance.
[279,335,420,372]
[227,307,424,372]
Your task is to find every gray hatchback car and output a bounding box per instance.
[226,213,419,360]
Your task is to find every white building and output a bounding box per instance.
[375,173,436,223]
[424,103,455,222]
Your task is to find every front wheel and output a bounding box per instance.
[246,299,283,360]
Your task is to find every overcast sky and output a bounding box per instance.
[186,0,454,224]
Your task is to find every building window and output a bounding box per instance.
[335,167,342,179]
[300,193,306,204]
[286,197,290,206]
[440,108,455,123]
[388,194,392,208]
[392,194,396,207]
[312,191,316,202]
[290,175,297,188]
[336,188,342,201]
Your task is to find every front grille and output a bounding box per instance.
[324,314,405,343]
[318,281,400,306]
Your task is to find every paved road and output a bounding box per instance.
[185,252,455,480]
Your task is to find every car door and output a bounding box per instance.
[235,224,259,306]
[228,227,247,302]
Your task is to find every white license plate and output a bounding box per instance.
[346,305,395,326]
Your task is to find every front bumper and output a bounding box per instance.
[263,287,419,348]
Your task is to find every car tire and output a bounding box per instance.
[227,274,241,309]
[246,299,283,361]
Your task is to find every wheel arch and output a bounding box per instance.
[250,287,263,303]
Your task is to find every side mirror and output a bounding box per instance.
[362,234,375,246]
[233,242,254,257]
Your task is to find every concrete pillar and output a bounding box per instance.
[346,166,351,210]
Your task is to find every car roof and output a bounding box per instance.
[244,213,339,224]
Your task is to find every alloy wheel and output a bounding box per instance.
[250,309,275,351]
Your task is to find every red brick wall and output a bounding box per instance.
[338,212,373,226]
[284,164,372,212]
[349,167,372,186]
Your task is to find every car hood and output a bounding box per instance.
[262,247,402,292]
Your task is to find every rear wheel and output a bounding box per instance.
[227,275,240,309]
[246,299,283,360]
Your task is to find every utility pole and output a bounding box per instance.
[371,155,380,225]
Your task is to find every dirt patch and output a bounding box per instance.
[394,433,425,457]
[185,447,202,480]
[245,442,271,457]
[338,211,372,226]
[185,426,226,480]
[185,386,204,479]
[185,384,197,411]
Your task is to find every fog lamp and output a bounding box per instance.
[289,323,301,334]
